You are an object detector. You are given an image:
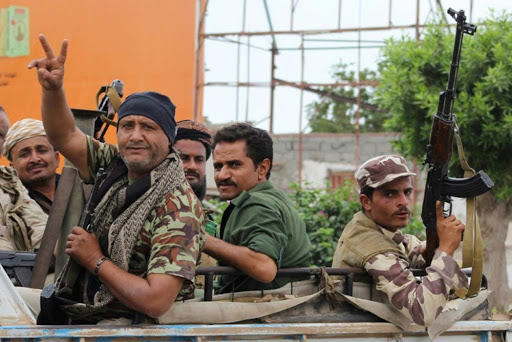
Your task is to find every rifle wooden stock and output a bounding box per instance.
[429,117,455,165]
[422,117,455,265]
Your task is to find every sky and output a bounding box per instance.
[201,0,511,134]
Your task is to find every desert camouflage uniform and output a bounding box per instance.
[365,227,468,326]
[85,137,204,311]
[334,154,468,326]
[0,166,47,251]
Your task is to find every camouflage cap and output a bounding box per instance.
[355,155,416,189]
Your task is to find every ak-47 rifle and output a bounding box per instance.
[0,251,36,287]
[422,8,494,265]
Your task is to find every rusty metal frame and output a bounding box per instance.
[194,0,474,180]
[195,266,478,302]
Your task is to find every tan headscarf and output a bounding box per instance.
[3,118,46,160]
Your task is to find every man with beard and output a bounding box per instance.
[203,123,311,293]
[174,120,211,201]
[3,118,60,214]
[174,121,217,289]
[332,155,468,326]
[0,108,47,251]
[22,34,204,324]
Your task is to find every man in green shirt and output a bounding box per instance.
[203,123,311,292]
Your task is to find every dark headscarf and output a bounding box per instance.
[118,91,177,144]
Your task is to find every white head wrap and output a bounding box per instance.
[3,118,46,159]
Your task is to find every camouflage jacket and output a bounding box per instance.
[334,212,468,326]
[366,228,468,326]
[69,137,205,322]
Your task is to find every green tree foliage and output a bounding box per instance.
[306,63,385,133]
[376,12,512,201]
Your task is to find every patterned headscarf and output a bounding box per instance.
[3,118,46,160]
[175,120,212,160]
[355,154,416,189]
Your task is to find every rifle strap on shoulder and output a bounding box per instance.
[454,129,483,297]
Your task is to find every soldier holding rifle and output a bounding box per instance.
[332,155,468,326]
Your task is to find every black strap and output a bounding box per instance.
[219,203,235,240]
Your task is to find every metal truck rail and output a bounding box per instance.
[0,321,510,341]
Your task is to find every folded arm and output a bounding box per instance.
[203,234,277,283]
[365,250,468,326]
[96,259,185,318]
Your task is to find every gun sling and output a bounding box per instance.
[28,167,77,288]
[454,129,483,297]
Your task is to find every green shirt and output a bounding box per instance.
[219,181,311,292]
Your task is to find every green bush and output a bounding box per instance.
[207,180,425,267]
[288,180,361,266]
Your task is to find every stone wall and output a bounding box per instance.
[270,132,404,190]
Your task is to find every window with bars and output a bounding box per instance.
[328,170,354,189]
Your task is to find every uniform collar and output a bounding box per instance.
[230,180,273,206]
[380,226,406,245]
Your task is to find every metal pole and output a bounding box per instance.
[269,47,276,133]
[355,2,361,168]
[245,36,251,122]
[469,0,473,24]
[388,0,392,26]
[415,0,420,41]
[337,0,342,29]
[236,0,247,122]
[290,0,296,31]
[263,0,278,132]
[193,0,209,122]
[298,34,305,185]
[204,23,448,38]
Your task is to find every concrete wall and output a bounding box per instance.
[270,132,403,190]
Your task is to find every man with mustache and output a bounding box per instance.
[3,119,60,214]
[174,120,217,289]
[0,109,47,252]
[23,35,205,324]
[174,120,211,201]
[203,123,311,293]
[332,155,468,326]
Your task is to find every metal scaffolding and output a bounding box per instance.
[195,0,475,185]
